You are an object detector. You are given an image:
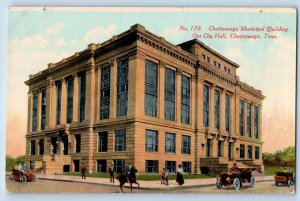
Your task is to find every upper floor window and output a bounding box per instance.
[39,139,44,155]
[32,91,38,132]
[202,54,210,63]
[248,145,253,159]
[115,129,126,151]
[145,60,158,117]
[79,73,86,122]
[181,135,191,154]
[225,94,230,132]
[214,61,221,68]
[117,59,128,117]
[56,81,62,125]
[240,144,245,158]
[66,77,74,123]
[239,100,244,136]
[30,140,36,155]
[75,134,81,153]
[165,132,175,153]
[254,105,259,139]
[203,84,210,127]
[41,89,47,130]
[214,89,220,130]
[247,102,252,137]
[181,75,190,124]
[100,66,110,119]
[146,130,158,152]
[164,68,175,121]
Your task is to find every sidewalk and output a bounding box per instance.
[37,173,274,190]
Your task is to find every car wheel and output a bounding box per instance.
[275,181,279,186]
[233,178,240,190]
[288,179,294,187]
[20,176,27,183]
[216,180,223,189]
[250,176,256,187]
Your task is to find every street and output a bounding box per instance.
[5,176,294,194]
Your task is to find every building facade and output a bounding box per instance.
[25,24,264,174]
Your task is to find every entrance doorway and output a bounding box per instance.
[73,160,80,172]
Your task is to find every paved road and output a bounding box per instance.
[5,176,294,194]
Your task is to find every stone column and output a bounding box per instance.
[220,89,226,133]
[158,61,166,119]
[109,59,117,119]
[223,140,228,159]
[243,100,247,137]
[259,105,262,141]
[251,103,255,139]
[73,74,79,123]
[37,90,41,131]
[96,65,101,122]
[49,80,56,128]
[230,93,235,135]
[175,69,182,124]
[27,92,32,133]
[209,84,215,132]
[212,138,218,157]
[134,53,145,119]
[190,75,196,128]
[61,79,67,125]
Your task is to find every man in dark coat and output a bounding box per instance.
[81,164,86,179]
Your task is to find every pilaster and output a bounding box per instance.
[73,74,79,123]
[109,59,117,119]
[61,79,67,125]
[158,61,166,119]
[175,68,182,124]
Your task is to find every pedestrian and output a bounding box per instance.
[108,164,115,183]
[81,163,86,179]
[160,168,166,184]
[165,169,169,185]
[176,164,184,185]
[128,165,140,193]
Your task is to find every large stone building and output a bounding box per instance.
[25,24,264,174]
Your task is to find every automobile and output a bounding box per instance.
[274,171,295,186]
[216,168,256,190]
[10,169,38,183]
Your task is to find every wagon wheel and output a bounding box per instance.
[275,181,279,186]
[20,175,27,183]
[233,178,240,190]
[250,176,256,187]
[216,180,223,189]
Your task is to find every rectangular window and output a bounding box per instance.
[165,68,176,121]
[214,61,217,67]
[217,141,223,157]
[30,140,36,155]
[181,75,190,124]
[247,102,252,137]
[206,56,211,63]
[165,161,176,173]
[29,161,35,170]
[248,145,253,159]
[240,144,245,159]
[117,59,128,116]
[32,91,38,132]
[165,133,175,153]
[75,134,81,153]
[203,85,210,127]
[217,63,221,68]
[51,137,57,154]
[41,89,47,130]
[39,139,44,155]
[97,160,107,173]
[225,94,230,132]
[239,100,244,136]
[67,77,74,123]
[98,131,108,152]
[206,139,211,157]
[146,130,158,152]
[228,142,233,161]
[115,129,126,151]
[79,73,86,122]
[182,161,191,173]
[255,146,260,160]
[145,160,158,173]
[145,60,158,117]
[56,81,62,125]
[214,89,220,130]
[181,135,191,154]
[254,105,259,139]
[100,66,110,119]
[113,159,125,173]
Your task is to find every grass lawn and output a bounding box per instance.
[264,166,295,176]
[60,172,214,181]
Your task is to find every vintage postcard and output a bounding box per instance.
[6,7,296,194]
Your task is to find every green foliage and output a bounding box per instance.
[264,166,295,176]
[5,155,26,172]
[263,146,295,166]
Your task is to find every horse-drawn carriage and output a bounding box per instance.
[216,168,256,190]
[10,169,38,183]
[274,171,295,186]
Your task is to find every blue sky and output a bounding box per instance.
[6,7,296,156]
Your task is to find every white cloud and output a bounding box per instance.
[45,22,64,35]
[160,26,185,40]
[9,34,49,49]
[54,37,66,46]
[83,25,117,44]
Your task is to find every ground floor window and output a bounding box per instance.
[73,160,80,172]
[248,145,253,159]
[30,140,36,155]
[217,141,223,157]
[240,144,245,159]
[113,159,125,173]
[51,137,58,154]
[206,139,211,157]
[97,160,107,173]
[29,161,35,170]
[39,139,44,155]
[182,161,191,173]
[228,142,233,161]
[165,161,176,173]
[255,146,260,160]
[145,160,158,173]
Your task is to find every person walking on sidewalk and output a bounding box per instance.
[81,164,86,179]
[160,168,166,184]
[165,169,169,185]
[108,164,115,183]
[176,164,184,185]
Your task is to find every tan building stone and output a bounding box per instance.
[25,24,264,175]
